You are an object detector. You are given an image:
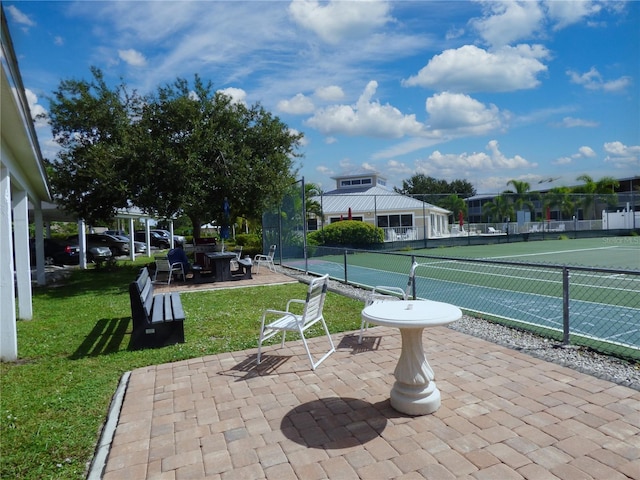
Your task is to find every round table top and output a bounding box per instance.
[362,300,462,328]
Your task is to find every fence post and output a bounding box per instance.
[343,249,348,285]
[562,266,570,345]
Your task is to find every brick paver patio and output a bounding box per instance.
[99,323,639,479]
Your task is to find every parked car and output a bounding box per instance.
[134,231,170,249]
[29,238,112,265]
[111,234,147,254]
[68,233,130,257]
[87,245,113,264]
[151,229,186,247]
[30,238,80,266]
[104,230,130,238]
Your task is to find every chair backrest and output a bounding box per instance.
[155,257,171,273]
[267,244,276,260]
[233,246,243,260]
[365,285,407,307]
[301,274,329,324]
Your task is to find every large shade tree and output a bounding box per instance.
[394,174,476,208]
[46,67,143,224]
[131,75,302,238]
[46,69,303,235]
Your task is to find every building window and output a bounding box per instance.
[376,214,413,228]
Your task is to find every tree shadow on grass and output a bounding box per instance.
[69,317,131,359]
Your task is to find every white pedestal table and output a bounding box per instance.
[361,299,462,415]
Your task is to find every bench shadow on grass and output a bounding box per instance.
[69,317,131,359]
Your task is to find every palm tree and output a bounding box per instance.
[504,179,538,218]
[482,194,514,224]
[304,182,323,228]
[441,194,467,225]
[545,186,575,220]
[574,174,619,220]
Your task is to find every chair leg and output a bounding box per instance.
[302,320,335,370]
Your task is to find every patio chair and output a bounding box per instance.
[254,244,276,273]
[153,256,184,285]
[359,285,408,344]
[229,246,243,271]
[257,274,335,370]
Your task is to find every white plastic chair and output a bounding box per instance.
[254,244,276,273]
[153,256,184,285]
[229,246,243,271]
[257,274,335,370]
[358,285,408,344]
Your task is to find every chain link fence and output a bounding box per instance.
[283,246,640,361]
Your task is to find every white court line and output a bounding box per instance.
[481,245,620,260]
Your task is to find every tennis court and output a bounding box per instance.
[285,237,640,358]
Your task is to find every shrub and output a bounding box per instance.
[307,220,384,246]
[234,233,262,257]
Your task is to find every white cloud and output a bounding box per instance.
[415,140,535,180]
[118,49,147,67]
[552,145,597,166]
[325,136,338,145]
[575,146,596,158]
[567,67,631,93]
[6,5,35,28]
[544,0,602,30]
[288,0,392,44]
[470,1,545,47]
[54,36,64,46]
[24,89,48,128]
[305,80,424,138]
[603,141,640,168]
[403,44,549,93]
[425,92,505,136]
[554,117,599,128]
[217,88,247,105]
[314,85,345,102]
[277,93,315,115]
[552,156,573,166]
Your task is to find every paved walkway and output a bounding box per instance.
[99,323,639,479]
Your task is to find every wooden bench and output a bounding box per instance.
[129,267,185,349]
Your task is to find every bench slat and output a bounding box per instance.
[151,296,165,324]
[169,292,185,321]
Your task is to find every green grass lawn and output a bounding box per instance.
[0,258,364,479]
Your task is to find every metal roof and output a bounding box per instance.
[314,186,450,215]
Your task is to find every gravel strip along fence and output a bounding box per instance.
[282,267,640,391]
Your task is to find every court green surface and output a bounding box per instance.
[415,236,640,270]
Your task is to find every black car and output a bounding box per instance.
[134,231,170,249]
[68,234,130,257]
[30,238,80,266]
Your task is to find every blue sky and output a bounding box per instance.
[5,0,639,194]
